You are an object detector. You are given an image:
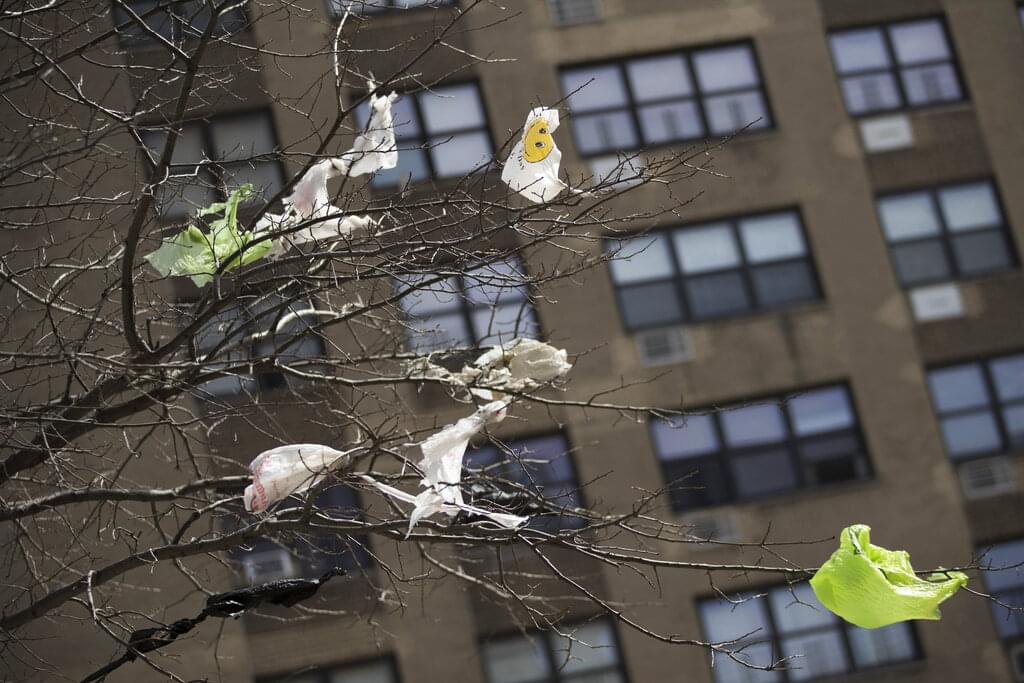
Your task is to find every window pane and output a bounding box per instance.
[980,539,1024,592]
[938,182,1001,232]
[708,641,781,683]
[738,213,805,263]
[700,596,772,643]
[828,28,891,73]
[664,457,731,510]
[483,636,551,683]
[928,363,990,412]
[951,230,1012,276]
[626,55,693,101]
[704,91,769,135]
[692,45,759,93]
[839,73,902,114]
[788,387,853,436]
[721,404,786,447]
[940,411,1002,458]
[366,95,420,139]
[901,63,962,106]
[573,111,639,155]
[472,303,537,345]
[210,114,276,161]
[428,131,492,177]
[685,271,750,319]
[142,124,207,165]
[115,1,175,42]
[674,224,740,273]
[608,235,676,283]
[551,621,619,673]
[154,174,217,217]
[418,84,485,134]
[465,260,529,305]
[618,282,684,329]
[751,262,817,308]
[780,631,849,681]
[1003,405,1024,448]
[847,624,917,667]
[373,146,430,187]
[889,19,951,65]
[562,65,629,112]
[769,583,835,632]
[399,275,461,314]
[638,101,704,143]
[652,415,720,459]
[328,661,395,683]
[990,355,1024,402]
[407,311,471,351]
[221,161,282,196]
[890,240,951,286]
[877,193,940,242]
[731,448,799,497]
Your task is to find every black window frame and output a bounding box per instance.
[141,108,284,220]
[464,431,587,532]
[479,618,630,683]
[396,257,540,352]
[605,207,823,333]
[558,39,775,159]
[328,0,456,17]
[651,383,873,512]
[697,582,923,683]
[925,351,1024,464]
[112,0,248,47]
[826,15,968,118]
[258,655,401,683]
[356,80,494,188]
[875,178,1018,289]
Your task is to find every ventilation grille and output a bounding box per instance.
[547,0,601,26]
[636,327,692,367]
[959,456,1017,499]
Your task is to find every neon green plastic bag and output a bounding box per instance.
[810,524,967,629]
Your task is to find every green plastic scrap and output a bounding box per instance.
[810,524,967,629]
[144,184,273,287]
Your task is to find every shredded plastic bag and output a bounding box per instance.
[243,444,352,513]
[810,524,968,629]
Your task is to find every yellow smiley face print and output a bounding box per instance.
[522,117,554,163]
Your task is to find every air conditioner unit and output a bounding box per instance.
[1010,641,1024,682]
[547,0,601,26]
[242,549,297,584]
[636,327,692,367]
[683,510,739,546]
[959,456,1017,499]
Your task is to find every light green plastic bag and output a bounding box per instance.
[810,524,967,629]
[145,184,273,287]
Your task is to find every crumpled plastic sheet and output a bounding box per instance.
[810,524,968,629]
[243,444,353,513]
[501,107,567,203]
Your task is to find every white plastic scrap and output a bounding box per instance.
[244,444,353,513]
[501,107,572,203]
[407,338,572,395]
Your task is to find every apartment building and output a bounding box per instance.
[27,1,1024,682]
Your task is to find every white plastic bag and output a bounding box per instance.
[243,444,352,513]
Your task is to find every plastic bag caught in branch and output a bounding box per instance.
[407,338,572,396]
[244,444,353,513]
[145,184,273,286]
[810,524,968,629]
[502,107,594,203]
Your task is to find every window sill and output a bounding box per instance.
[850,99,973,121]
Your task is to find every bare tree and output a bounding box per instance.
[0,2,1012,682]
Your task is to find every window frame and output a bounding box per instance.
[976,537,1024,645]
[925,351,1024,464]
[140,108,285,220]
[328,0,456,17]
[875,178,1018,289]
[696,583,923,683]
[257,655,401,683]
[558,39,775,158]
[112,0,248,47]
[650,383,873,512]
[826,15,969,118]
[478,618,630,683]
[605,207,824,333]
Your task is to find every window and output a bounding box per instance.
[397,259,538,352]
[260,657,399,683]
[827,17,964,116]
[112,1,247,46]
[142,111,282,218]
[195,296,326,398]
[876,180,1016,288]
[651,385,869,511]
[229,485,371,585]
[547,0,600,26]
[329,0,454,16]
[607,210,820,331]
[559,42,771,157]
[699,583,919,682]
[978,539,1024,643]
[355,82,492,187]
[480,620,626,683]
[464,433,585,532]
[925,352,1024,461]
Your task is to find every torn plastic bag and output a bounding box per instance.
[243,444,353,513]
